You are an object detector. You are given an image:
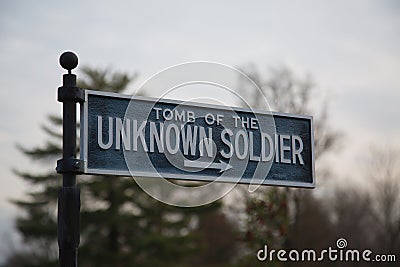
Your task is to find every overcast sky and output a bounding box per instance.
[0,0,399,258]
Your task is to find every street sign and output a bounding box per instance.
[81,90,315,188]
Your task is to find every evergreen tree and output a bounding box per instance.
[9,67,226,267]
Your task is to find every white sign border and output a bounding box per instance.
[80,89,315,188]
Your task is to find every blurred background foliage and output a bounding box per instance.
[5,66,399,267]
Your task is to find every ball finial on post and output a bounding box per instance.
[60,51,78,74]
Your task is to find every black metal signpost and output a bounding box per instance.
[56,52,84,267]
[55,51,315,266]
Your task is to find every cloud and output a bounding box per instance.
[0,0,399,224]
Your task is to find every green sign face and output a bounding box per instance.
[81,90,314,188]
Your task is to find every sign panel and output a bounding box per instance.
[81,90,315,188]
